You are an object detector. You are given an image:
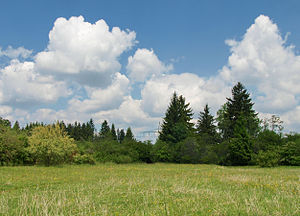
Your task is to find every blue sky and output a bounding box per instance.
[1,0,300,139]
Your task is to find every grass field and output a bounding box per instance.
[0,164,299,216]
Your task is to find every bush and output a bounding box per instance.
[28,123,78,166]
[152,140,172,162]
[256,150,280,167]
[0,126,31,166]
[73,154,95,165]
[280,141,300,166]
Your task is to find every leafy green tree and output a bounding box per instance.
[0,117,11,128]
[28,123,77,166]
[220,82,259,140]
[159,92,194,144]
[0,125,30,165]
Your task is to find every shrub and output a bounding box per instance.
[0,126,31,166]
[280,141,300,166]
[28,123,78,166]
[256,150,280,167]
[73,154,96,165]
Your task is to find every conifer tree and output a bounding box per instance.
[159,92,194,144]
[125,127,134,140]
[111,124,117,140]
[119,129,125,143]
[196,104,216,137]
[220,82,259,139]
[100,120,110,138]
[12,121,20,131]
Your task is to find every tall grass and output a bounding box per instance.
[0,164,299,215]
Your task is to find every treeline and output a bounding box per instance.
[0,82,300,167]
[155,82,300,167]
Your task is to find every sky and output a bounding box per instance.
[1,0,300,140]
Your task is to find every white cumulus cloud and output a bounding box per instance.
[0,60,70,108]
[127,48,173,82]
[0,46,32,59]
[35,16,136,87]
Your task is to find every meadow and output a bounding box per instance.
[0,164,299,216]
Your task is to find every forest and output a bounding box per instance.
[0,82,299,167]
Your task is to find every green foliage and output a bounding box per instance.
[0,117,11,128]
[152,140,173,162]
[100,120,110,138]
[125,127,134,141]
[73,154,96,165]
[219,82,259,139]
[253,130,282,153]
[280,141,300,166]
[226,117,253,165]
[159,92,194,144]
[197,104,217,138]
[0,126,31,165]
[118,129,125,143]
[178,137,200,164]
[28,123,78,166]
[256,150,280,167]
[110,124,117,140]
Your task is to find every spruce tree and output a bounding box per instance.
[100,120,110,138]
[221,82,259,139]
[111,124,117,140]
[159,92,194,144]
[196,104,216,137]
[119,129,125,143]
[125,127,134,140]
[12,121,20,131]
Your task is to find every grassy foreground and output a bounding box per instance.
[0,164,299,216]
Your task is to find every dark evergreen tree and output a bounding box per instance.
[220,82,259,139]
[226,116,253,165]
[196,104,217,137]
[86,119,95,140]
[159,92,194,144]
[100,120,110,138]
[12,121,20,131]
[125,127,134,140]
[119,129,125,143]
[111,124,117,140]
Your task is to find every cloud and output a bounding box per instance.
[35,16,136,87]
[0,46,32,59]
[141,73,230,117]
[2,14,300,138]
[68,72,130,113]
[127,48,173,82]
[0,59,70,108]
[93,96,161,133]
[220,15,300,114]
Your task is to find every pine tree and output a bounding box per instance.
[119,129,125,143]
[12,121,20,131]
[111,124,117,140]
[100,120,110,138]
[125,127,134,140]
[221,82,259,139]
[196,104,216,137]
[159,92,194,144]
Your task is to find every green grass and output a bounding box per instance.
[0,164,299,215]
